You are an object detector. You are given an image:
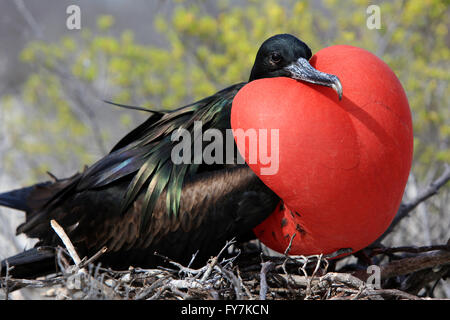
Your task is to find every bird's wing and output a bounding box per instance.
[65,83,246,229]
[6,164,279,272]
[2,81,282,269]
[94,164,280,267]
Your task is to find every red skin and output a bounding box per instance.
[231,45,413,256]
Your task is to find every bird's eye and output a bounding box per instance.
[271,52,282,63]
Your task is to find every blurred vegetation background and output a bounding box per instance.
[0,0,448,297]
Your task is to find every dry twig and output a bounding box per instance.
[377,165,450,243]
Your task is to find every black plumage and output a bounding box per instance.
[0,34,342,278]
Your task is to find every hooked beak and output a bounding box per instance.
[284,57,343,100]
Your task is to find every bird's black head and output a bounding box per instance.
[249,34,342,99]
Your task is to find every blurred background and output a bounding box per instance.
[0,0,448,298]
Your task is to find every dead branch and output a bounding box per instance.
[338,287,423,300]
[376,164,450,243]
[49,220,119,299]
[369,244,450,257]
[400,265,450,296]
[12,0,43,39]
[50,220,82,267]
[2,260,10,300]
[379,249,450,281]
[215,264,244,299]
[78,247,108,269]
[259,261,275,300]
[352,247,450,284]
[3,232,449,299]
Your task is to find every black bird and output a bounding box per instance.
[0,34,342,278]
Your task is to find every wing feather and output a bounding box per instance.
[74,83,246,228]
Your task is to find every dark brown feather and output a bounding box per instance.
[13,165,277,269]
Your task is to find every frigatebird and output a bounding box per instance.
[0,34,342,278]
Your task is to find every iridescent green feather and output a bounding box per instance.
[75,83,246,232]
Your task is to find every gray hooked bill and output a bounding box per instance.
[284,57,343,100]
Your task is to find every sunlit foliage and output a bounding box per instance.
[1,0,448,183]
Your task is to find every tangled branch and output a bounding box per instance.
[1,164,449,300]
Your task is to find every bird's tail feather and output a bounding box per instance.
[1,247,56,279]
[0,186,36,212]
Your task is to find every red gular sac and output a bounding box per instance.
[231,45,413,257]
